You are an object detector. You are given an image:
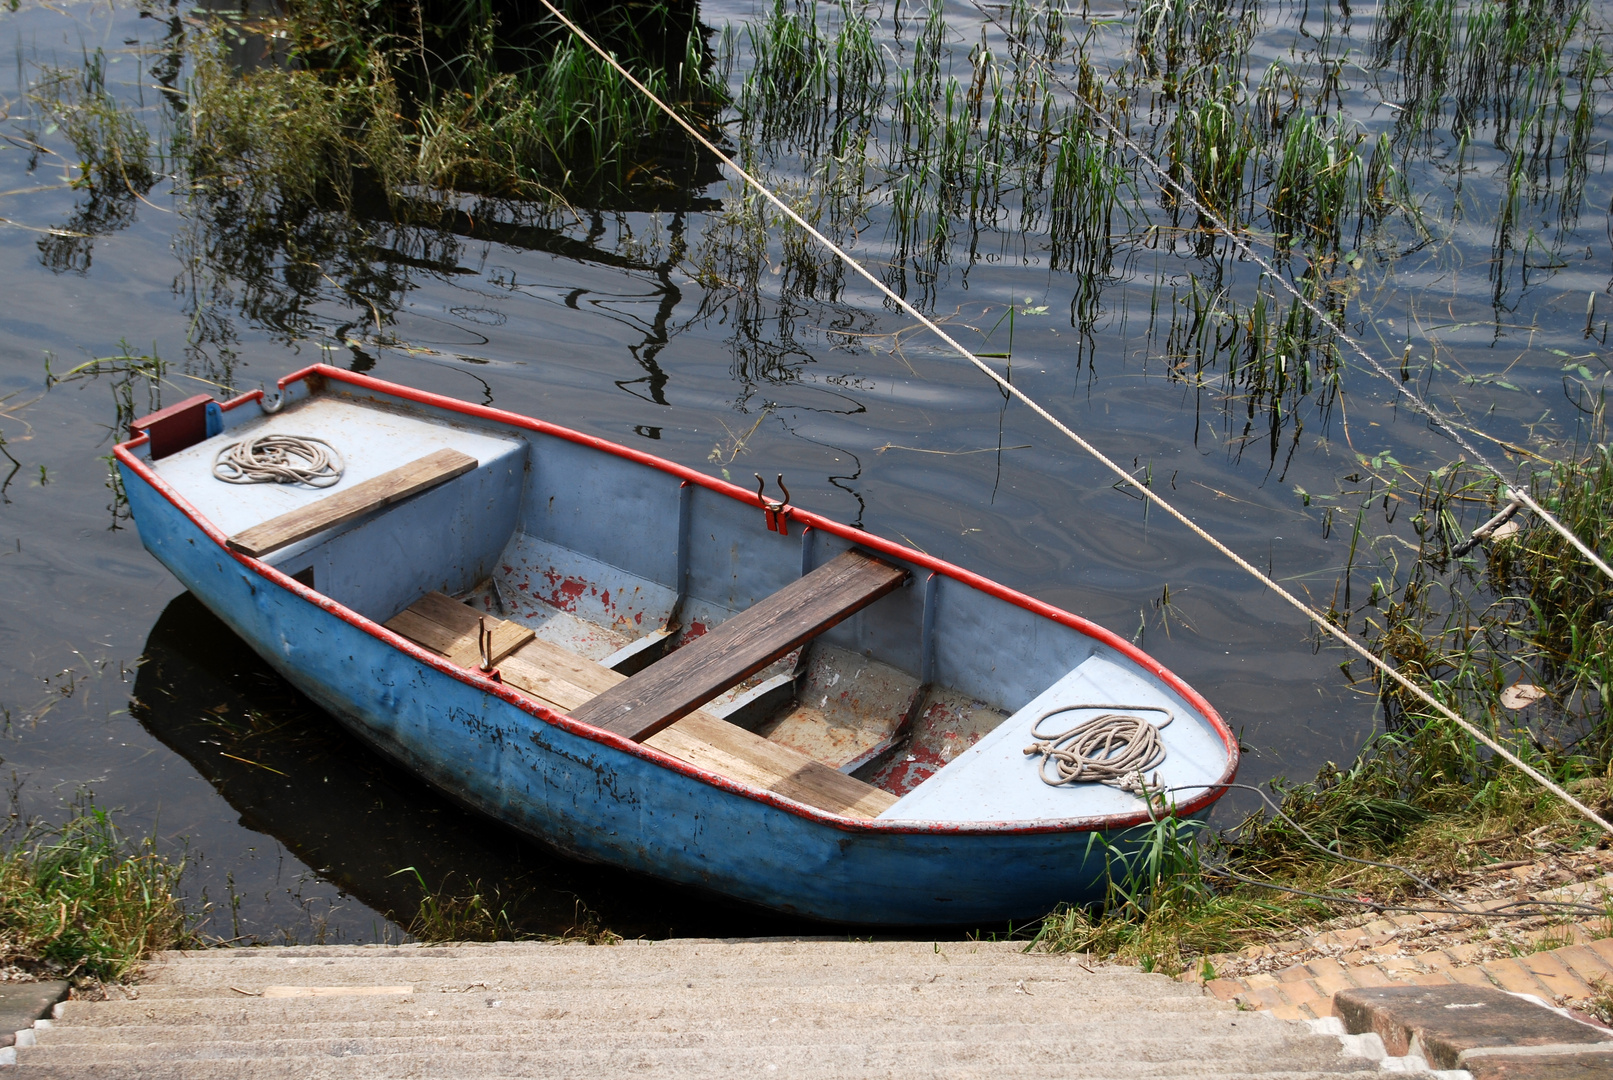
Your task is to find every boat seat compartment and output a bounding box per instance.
[390,591,897,819]
[570,550,909,743]
[228,449,477,558]
[130,393,223,460]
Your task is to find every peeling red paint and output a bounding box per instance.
[874,744,948,796]
[547,577,588,612]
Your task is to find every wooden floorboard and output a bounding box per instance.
[227,448,477,558]
[384,592,534,669]
[505,645,897,820]
[384,586,901,819]
[570,550,907,743]
[646,712,898,819]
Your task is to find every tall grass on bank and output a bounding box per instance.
[0,805,189,982]
[1033,428,1613,971]
[1031,811,1319,973]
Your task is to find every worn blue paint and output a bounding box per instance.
[116,373,1235,925]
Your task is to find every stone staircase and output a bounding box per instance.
[5,939,1385,1079]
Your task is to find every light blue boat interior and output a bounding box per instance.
[135,379,1232,826]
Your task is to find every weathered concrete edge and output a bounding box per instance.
[0,981,69,1047]
[1332,983,1613,1072]
[1459,1043,1613,1063]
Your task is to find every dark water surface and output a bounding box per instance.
[0,0,1607,940]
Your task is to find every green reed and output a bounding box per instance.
[1031,431,1613,966]
[0,803,190,982]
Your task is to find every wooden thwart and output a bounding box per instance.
[384,592,534,669]
[388,590,897,819]
[571,550,908,743]
[227,448,477,558]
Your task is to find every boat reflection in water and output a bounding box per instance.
[133,591,805,942]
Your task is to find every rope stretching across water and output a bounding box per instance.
[530,0,1613,839]
[964,0,1613,584]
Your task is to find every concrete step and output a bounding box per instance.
[60,962,1197,1006]
[40,994,1237,1030]
[26,1012,1310,1049]
[16,1027,1358,1064]
[14,1040,1371,1074]
[134,944,1076,980]
[50,981,1232,1023]
[137,940,1048,965]
[117,972,1191,1002]
[9,942,1401,1078]
[10,1067,1375,1080]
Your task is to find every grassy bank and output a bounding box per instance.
[0,804,189,983]
[1031,432,1613,973]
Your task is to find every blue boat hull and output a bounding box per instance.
[123,466,1149,925]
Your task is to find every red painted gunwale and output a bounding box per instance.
[114,364,1239,835]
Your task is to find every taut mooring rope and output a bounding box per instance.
[213,434,345,487]
[532,0,1613,839]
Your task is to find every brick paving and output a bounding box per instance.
[1177,869,1613,1023]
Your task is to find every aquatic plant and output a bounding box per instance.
[0,803,189,982]
[394,868,619,944]
[394,867,520,943]
[27,49,159,273]
[31,48,156,197]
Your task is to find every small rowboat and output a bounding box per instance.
[115,365,1237,924]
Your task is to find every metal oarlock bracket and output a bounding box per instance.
[755,473,792,535]
[476,616,503,684]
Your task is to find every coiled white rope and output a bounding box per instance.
[1024,705,1172,793]
[532,0,1613,840]
[213,434,345,487]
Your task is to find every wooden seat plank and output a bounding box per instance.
[570,550,907,743]
[228,448,477,558]
[384,592,534,669]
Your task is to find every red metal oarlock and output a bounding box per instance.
[754,473,791,535]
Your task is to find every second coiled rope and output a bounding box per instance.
[1023,704,1172,794]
